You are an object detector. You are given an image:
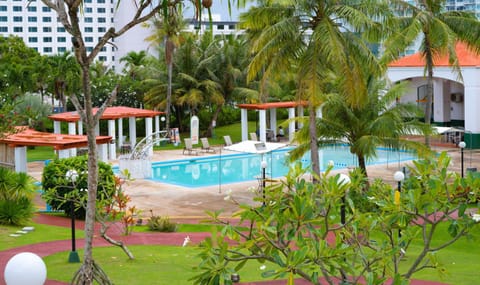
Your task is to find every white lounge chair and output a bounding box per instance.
[183,138,199,155]
[250,132,258,141]
[223,135,233,146]
[200,137,216,153]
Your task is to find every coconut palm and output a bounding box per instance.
[46,52,81,112]
[120,50,148,80]
[242,0,387,178]
[382,0,480,146]
[291,75,431,178]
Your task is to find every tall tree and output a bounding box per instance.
[383,0,480,146]
[242,0,386,179]
[46,52,81,112]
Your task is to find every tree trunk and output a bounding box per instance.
[308,102,321,181]
[165,38,174,131]
[206,103,223,137]
[423,38,434,147]
[358,154,368,178]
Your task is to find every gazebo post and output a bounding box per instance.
[259,110,267,142]
[145,117,153,157]
[118,118,124,149]
[129,117,136,150]
[270,108,277,140]
[297,106,304,129]
[14,147,27,173]
[155,115,160,146]
[288,108,295,143]
[108,119,116,160]
[53,121,61,134]
[68,122,77,157]
[241,109,248,142]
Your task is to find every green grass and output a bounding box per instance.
[43,245,273,284]
[27,146,56,162]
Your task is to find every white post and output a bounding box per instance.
[259,109,267,142]
[241,108,248,141]
[68,122,77,157]
[155,115,160,146]
[316,106,322,118]
[14,147,27,173]
[108,119,116,160]
[129,116,136,150]
[98,144,108,162]
[58,149,70,159]
[77,120,83,135]
[288,107,295,142]
[297,106,304,129]
[145,117,153,157]
[53,121,61,134]
[118,118,124,147]
[270,108,277,139]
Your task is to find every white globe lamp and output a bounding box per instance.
[4,252,47,285]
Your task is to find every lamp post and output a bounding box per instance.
[393,170,405,239]
[338,173,351,285]
[66,169,80,263]
[261,160,268,206]
[231,273,240,283]
[459,141,466,178]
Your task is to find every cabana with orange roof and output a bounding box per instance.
[49,106,165,160]
[387,42,480,148]
[236,101,308,143]
[0,128,111,173]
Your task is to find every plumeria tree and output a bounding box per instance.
[193,153,480,285]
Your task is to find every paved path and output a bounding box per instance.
[0,213,450,285]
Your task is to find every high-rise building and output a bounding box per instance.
[445,0,480,18]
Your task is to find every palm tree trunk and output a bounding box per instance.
[424,39,434,147]
[206,103,223,137]
[308,102,320,181]
[358,154,368,178]
[165,38,174,131]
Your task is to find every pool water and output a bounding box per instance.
[148,145,415,188]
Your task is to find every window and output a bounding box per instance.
[0,16,7,22]
[101,47,106,52]
[84,0,92,2]
[0,27,7,32]
[86,47,93,52]
[97,8,106,13]
[28,37,38,43]
[13,6,22,12]
[99,56,107,61]
[85,37,93,42]
[13,27,22,32]
[217,25,224,30]
[228,24,235,30]
[0,6,7,11]
[42,17,52,22]
[13,16,22,22]
[98,0,105,3]
[85,17,93,23]
[43,47,52,53]
[98,27,106,32]
[57,27,65,32]
[28,27,37,32]
[28,16,37,22]
[58,47,67,53]
[43,37,52,42]
[85,7,92,13]
[84,27,93,32]
[43,27,52,32]
[27,6,36,12]
[98,17,106,23]
[57,37,66,42]
[42,7,50,12]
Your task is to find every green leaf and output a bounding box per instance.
[448,221,459,237]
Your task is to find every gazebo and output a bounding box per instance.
[0,128,111,173]
[236,101,308,143]
[48,106,165,160]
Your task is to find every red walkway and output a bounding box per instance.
[0,214,449,285]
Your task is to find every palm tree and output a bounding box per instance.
[292,75,431,178]
[46,52,81,112]
[383,0,480,146]
[119,50,148,80]
[242,1,386,178]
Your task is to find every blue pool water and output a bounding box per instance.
[148,145,415,188]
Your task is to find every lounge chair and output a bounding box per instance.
[183,138,199,155]
[250,132,258,141]
[223,135,233,146]
[200,137,216,153]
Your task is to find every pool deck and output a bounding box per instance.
[27,144,480,220]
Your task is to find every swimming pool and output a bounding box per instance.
[148,145,415,188]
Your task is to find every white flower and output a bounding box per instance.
[224,195,231,201]
[226,189,233,195]
[247,186,257,193]
[472,214,480,222]
[259,265,266,270]
[182,236,190,247]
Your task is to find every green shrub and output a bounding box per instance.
[41,156,116,219]
[0,168,36,225]
[147,212,177,232]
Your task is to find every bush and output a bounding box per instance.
[147,211,177,232]
[41,156,116,219]
[0,168,36,225]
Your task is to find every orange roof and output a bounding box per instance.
[49,106,164,122]
[237,101,307,110]
[389,42,480,67]
[0,128,111,150]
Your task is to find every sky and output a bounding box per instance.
[183,1,255,21]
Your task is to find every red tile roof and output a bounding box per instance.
[389,42,480,67]
[237,101,307,110]
[0,128,111,150]
[49,106,164,122]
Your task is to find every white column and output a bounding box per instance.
[433,79,448,123]
[464,84,480,148]
[259,109,267,142]
[297,106,304,129]
[77,120,83,135]
[108,119,116,160]
[288,107,295,142]
[58,149,70,159]
[129,116,137,150]
[155,115,160,146]
[95,123,100,136]
[118,118,124,147]
[68,122,77,157]
[316,106,323,118]
[241,108,248,141]
[270,108,277,138]
[98,144,108,162]
[53,121,61,134]
[14,147,27,173]
[145,117,153,157]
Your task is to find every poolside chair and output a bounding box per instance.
[250,132,258,141]
[183,138,199,155]
[200,137,216,153]
[223,135,233,146]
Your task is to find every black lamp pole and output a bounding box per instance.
[67,170,80,263]
[459,141,466,178]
